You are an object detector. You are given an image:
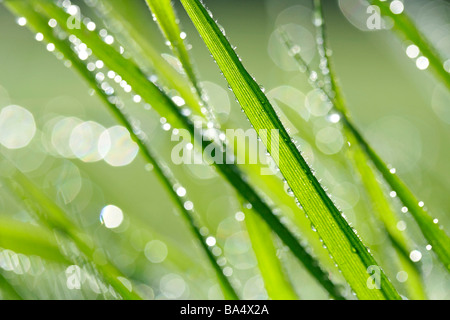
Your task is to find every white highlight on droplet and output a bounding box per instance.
[104,35,114,45]
[67,5,79,15]
[390,1,404,14]
[133,95,142,103]
[183,201,194,210]
[35,33,44,42]
[406,44,419,59]
[328,113,341,123]
[17,17,27,26]
[87,21,96,31]
[206,236,216,247]
[235,211,245,221]
[47,43,56,52]
[0,105,36,149]
[416,56,429,70]
[172,96,185,107]
[100,205,124,229]
[176,187,186,197]
[48,19,57,28]
[409,250,422,262]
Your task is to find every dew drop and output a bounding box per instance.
[416,56,429,70]
[35,33,44,42]
[406,44,419,59]
[17,17,27,26]
[100,205,124,229]
[409,250,422,262]
[390,0,404,14]
[206,236,216,247]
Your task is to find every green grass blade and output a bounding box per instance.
[93,0,206,117]
[153,162,239,300]
[345,121,450,271]
[25,0,344,299]
[368,0,450,90]
[145,0,219,125]
[310,0,426,299]
[280,1,450,273]
[2,168,142,299]
[244,209,298,300]
[119,0,339,280]
[180,0,401,300]
[0,273,23,300]
[348,135,426,300]
[0,216,70,264]
[145,0,200,95]
[6,0,238,299]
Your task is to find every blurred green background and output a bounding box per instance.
[0,0,449,299]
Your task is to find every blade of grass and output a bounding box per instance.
[2,169,142,300]
[145,0,327,299]
[244,208,298,300]
[0,216,70,264]
[153,161,239,300]
[92,0,207,117]
[5,0,238,300]
[4,0,239,300]
[0,273,23,300]
[180,0,401,299]
[144,0,200,98]
[310,0,427,299]
[310,0,450,273]
[368,0,450,90]
[25,0,344,299]
[98,0,337,278]
[282,26,433,296]
[145,0,219,126]
[349,134,426,299]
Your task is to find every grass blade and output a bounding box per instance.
[368,0,450,90]
[5,0,238,300]
[145,0,200,95]
[2,168,142,299]
[0,216,70,264]
[279,0,450,273]
[244,209,298,300]
[180,0,401,299]
[93,0,207,117]
[0,273,23,300]
[23,0,344,299]
[311,0,427,299]
[143,0,341,279]
[145,0,219,125]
